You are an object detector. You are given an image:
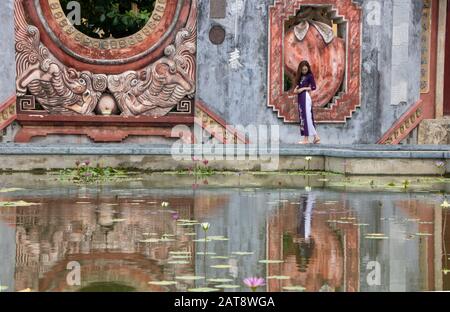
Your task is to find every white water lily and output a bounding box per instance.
[441,200,450,208]
[305,157,312,161]
[201,222,211,231]
[161,201,169,207]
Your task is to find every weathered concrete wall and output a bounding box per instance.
[0,0,15,104]
[196,0,423,144]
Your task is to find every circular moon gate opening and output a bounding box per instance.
[60,0,157,39]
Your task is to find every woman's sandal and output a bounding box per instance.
[313,138,321,144]
[298,141,309,145]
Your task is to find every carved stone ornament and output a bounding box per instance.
[15,0,197,117]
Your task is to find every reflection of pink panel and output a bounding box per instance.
[284,27,345,108]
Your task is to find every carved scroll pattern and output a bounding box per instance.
[15,0,197,117]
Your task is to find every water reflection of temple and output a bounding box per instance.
[266,191,448,292]
[0,188,449,292]
[0,191,230,291]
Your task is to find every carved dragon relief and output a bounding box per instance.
[15,0,197,117]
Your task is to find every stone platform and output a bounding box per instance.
[0,144,449,175]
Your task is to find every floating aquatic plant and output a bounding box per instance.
[283,286,306,292]
[148,281,177,286]
[258,260,284,264]
[441,200,450,208]
[0,201,40,207]
[59,161,129,184]
[267,276,290,280]
[208,278,234,283]
[0,188,24,193]
[215,284,241,289]
[175,275,205,281]
[210,264,232,269]
[188,287,219,292]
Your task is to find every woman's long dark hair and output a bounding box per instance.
[295,60,312,85]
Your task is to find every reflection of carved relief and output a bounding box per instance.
[15,0,197,117]
[284,6,346,108]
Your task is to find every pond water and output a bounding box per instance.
[0,175,449,292]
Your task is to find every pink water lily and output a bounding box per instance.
[243,277,265,292]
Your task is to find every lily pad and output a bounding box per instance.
[208,278,234,283]
[0,188,24,193]
[214,284,241,289]
[365,235,389,240]
[283,286,306,291]
[267,276,290,280]
[196,252,216,255]
[0,201,40,207]
[0,285,8,291]
[112,218,127,222]
[415,232,433,236]
[188,287,219,292]
[258,260,284,264]
[148,281,177,286]
[232,251,254,256]
[169,251,191,255]
[211,256,230,259]
[168,261,190,265]
[207,236,229,241]
[159,238,176,242]
[171,255,191,259]
[139,239,160,243]
[184,233,197,236]
[210,264,232,269]
[193,239,212,243]
[175,275,205,281]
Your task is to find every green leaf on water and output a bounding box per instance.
[0,285,8,291]
[0,201,40,207]
[207,236,229,241]
[211,256,230,259]
[196,252,216,255]
[0,188,24,193]
[175,275,205,281]
[148,281,177,286]
[283,286,306,291]
[208,278,234,283]
[214,284,241,289]
[168,261,190,265]
[210,264,232,269]
[365,235,389,240]
[169,251,191,255]
[267,276,290,280]
[171,255,191,259]
[192,239,212,243]
[232,251,254,256]
[112,218,127,222]
[184,232,197,236]
[139,239,160,243]
[415,232,433,236]
[188,287,219,292]
[259,260,284,264]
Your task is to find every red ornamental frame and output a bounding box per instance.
[268,0,362,123]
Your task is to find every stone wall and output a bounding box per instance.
[196,0,423,144]
[0,0,15,104]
